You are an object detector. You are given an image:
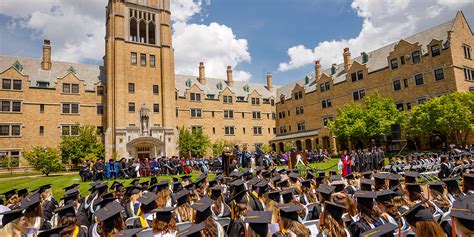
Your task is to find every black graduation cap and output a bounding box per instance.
[174,189,190,206]
[428,182,445,193]
[302,179,312,188]
[191,196,215,223]
[55,203,76,217]
[360,179,374,191]
[387,174,401,188]
[130,179,140,186]
[360,223,397,237]
[344,174,355,180]
[331,180,345,192]
[262,170,271,178]
[150,176,158,186]
[184,182,195,192]
[178,222,206,237]
[181,175,192,182]
[244,211,272,236]
[255,180,270,193]
[278,169,286,174]
[20,193,40,210]
[281,189,295,203]
[398,202,433,225]
[137,192,157,206]
[125,186,142,197]
[373,173,388,183]
[451,201,474,232]
[306,171,315,180]
[37,226,64,237]
[94,201,124,222]
[376,190,395,202]
[318,171,326,177]
[267,190,281,203]
[277,203,304,221]
[288,172,300,181]
[156,179,169,191]
[247,177,260,187]
[316,185,335,195]
[230,179,246,191]
[271,175,282,183]
[464,174,474,188]
[315,175,325,184]
[228,189,249,205]
[61,188,79,201]
[208,179,218,188]
[95,183,108,193]
[194,175,207,188]
[362,171,373,179]
[3,189,17,200]
[277,179,289,188]
[443,178,460,191]
[153,207,175,222]
[404,171,419,183]
[329,170,337,176]
[172,181,183,193]
[355,191,376,206]
[209,187,222,200]
[330,175,342,181]
[140,181,149,190]
[114,227,143,237]
[17,188,28,197]
[324,201,346,220]
[63,184,79,191]
[391,186,404,196]
[405,183,422,193]
[38,184,52,194]
[1,208,24,226]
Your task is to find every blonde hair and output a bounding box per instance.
[282,217,310,237]
[319,211,347,237]
[414,220,445,237]
[0,219,24,237]
[156,188,171,208]
[174,203,194,223]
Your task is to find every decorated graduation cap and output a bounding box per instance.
[54,203,76,218]
[115,228,143,237]
[360,223,397,237]
[178,222,206,237]
[404,171,419,183]
[153,207,175,222]
[191,196,215,223]
[94,201,124,222]
[360,178,374,191]
[244,211,272,236]
[37,226,64,237]
[20,193,40,210]
[398,202,433,225]
[3,189,17,200]
[277,203,304,221]
[324,201,346,220]
[1,208,25,226]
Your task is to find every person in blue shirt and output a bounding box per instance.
[106,159,119,180]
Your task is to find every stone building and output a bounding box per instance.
[270,11,474,154]
[0,0,472,166]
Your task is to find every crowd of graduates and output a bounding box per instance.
[1,149,474,237]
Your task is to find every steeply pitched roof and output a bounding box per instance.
[0,55,105,91]
[175,74,278,99]
[277,17,456,99]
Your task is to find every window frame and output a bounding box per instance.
[190,92,201,101]
[140,53,146,66]
[153,103,159,113]
[352,89,366,101]
[433,68,445,81]
[153,85,159,95]
[150,55,156,67]
[224,109,234,119]
[393,79,402,91]
[431,44,440,57]
[412,51,421,64]
[414,73,424,86]
[128,102,135,112]
[128,83,135,93]
[131,52,137,65]
[224,126,235,135]
[190,108,202,118]
[390,58,399,69]
[463,44,472,59]
[62,103,80,114]
[252,111,261,119]
[253,126,263,135]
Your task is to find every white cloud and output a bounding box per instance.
[0,0,253,80]
[278,0,474,72]
[173,22,251,81]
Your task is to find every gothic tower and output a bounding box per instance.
[104,0,177,159]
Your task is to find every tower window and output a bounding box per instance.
[148,22,156,44]
[139,20,146,43]
[140,54,146,66]
[129,18,138,42]
[131,52,137,65]
[150,55,155,67]
[128,83,135,93]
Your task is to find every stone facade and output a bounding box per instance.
[271,11,474,153]
[0,4,473,166]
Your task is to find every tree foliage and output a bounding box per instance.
[328,93,404,146]
[24,147,63,176]
[178,127,212,158]
[406,91,474,147]
[60,125,105,165]
[211,139,234,157]
[260,144,274,153]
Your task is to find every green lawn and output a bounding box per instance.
[0,159,339,199]
[0,171,42,179]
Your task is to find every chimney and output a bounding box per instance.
[314,60,322,79]
[41,39,52,70]
[266,73,273,90]
[198,62,206,84]
[226,65,233,86]
[343,47,352,72]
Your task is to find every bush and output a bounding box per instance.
[24,147,64,176]
[60,125,105,165]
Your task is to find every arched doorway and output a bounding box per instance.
[271,143,276,152]
[278,142,284,153]
[322,136,330,151]
[305,139,312,151]
[295,140,302,151]
[127,136,165,158]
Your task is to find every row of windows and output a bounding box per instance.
[128,83,160,94]
[2,79,22,91]
[295,106,304,115]
[464,67,474,81]
[320,82,331,92]
[390,50,422,70]
[321,98,332,109]
[0,124,21,136]
[0,124,105,137]
[1,100,21,112]
[62,83,80,94]
[294,91,303,100]
[128,103,160,113]
[393,69,445,91]
[351,70,364,82]
[463,44,472,59]
[131,52,156,67]
[190,125,272,136]
[188,108,267,119]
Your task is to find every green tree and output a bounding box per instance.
[406,91,474,147]
[60,125,105,165]
[283,141,294,152]
[24,147,63,176]
[328,93,404,147]
[260,144,274,153]
[211,139,234,157]
[178,127,212,157]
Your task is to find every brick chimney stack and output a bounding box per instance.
[226,65,233,86]
[266,73,273,90]
[41,39,52,70]
[315,60,322,80]
[343,47,352,72]
[198,62,206,84]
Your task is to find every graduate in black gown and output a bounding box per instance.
[54,203,87,237]
[227,189,249,237]
[133,191,157,228]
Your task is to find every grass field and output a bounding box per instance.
[0,159,339,199]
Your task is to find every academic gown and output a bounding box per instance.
[306,203,322,220]
[248,193,264,211]
[349,221,372,237]
[41,199,57,230]
[227,218,245,237]
[132,217,153,229]
[76,203,90,227]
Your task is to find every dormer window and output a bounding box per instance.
[243,85,250,92]
[390,59,398,69]
[431,45,440,57]
[12,60,23,72]
[412,51,421,64]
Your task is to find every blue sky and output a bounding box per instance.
[0,0,473,86]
